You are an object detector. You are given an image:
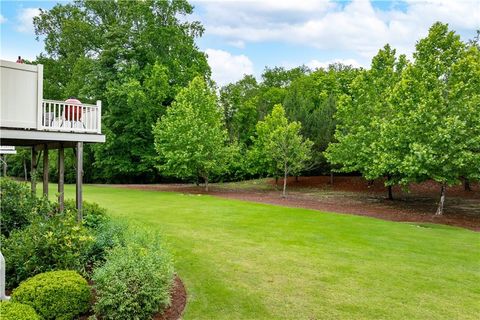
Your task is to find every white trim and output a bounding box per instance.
[0,128,106,143]
[36,64,43,130]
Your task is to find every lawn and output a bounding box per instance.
[59,184,480,319]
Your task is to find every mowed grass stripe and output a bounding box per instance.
[57,184,479,320]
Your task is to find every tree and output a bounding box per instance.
[34,0,210,182]
[284,64,360,175]
[153,77,230,191]
[252,104,312,197]
[382,22,479,214]
[325,45,406,199]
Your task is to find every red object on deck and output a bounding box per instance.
[64,98,82,121]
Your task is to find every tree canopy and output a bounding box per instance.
[153,76,230,190]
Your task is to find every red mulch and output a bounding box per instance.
[110,176,480,231]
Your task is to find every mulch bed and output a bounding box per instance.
[110,176,480,231]
[154,275,187,320]
[77,275,186,320]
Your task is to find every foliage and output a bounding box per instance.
[219,75,259,146]
[325,45,407,195]
[0,301,41,320]
[251,104,312,196]
[34,0,210,183]
[153,76,230,190]
[64,199,109,230]
[284,64,360,173]
[92,228,174,320]
[3,214,94,288]
[0,178,53,237]
[87,219,128,268]
[381,23,480,213]
[12,270,91,320]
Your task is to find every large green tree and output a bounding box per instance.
[153,77,230,191]
[34,0,210,182]
[383,23,480,214]
[325,45,407,199]
[251,104,312,197]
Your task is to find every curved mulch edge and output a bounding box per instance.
[77,275,186,320]
[154,275,187,320]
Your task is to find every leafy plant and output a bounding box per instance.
[0,178,52,237]
[93,228,174,320]
[3,214,94,288]
[153,76,231,190]
[64,199,109,230]
[0,301,41,320]
[12,270,91,320]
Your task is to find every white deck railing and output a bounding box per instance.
[41,100,102,134]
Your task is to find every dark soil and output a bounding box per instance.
[153,275,187,320]
[111,176,480,231]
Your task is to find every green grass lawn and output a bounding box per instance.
[58,184,479,319]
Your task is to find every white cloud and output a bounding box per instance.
[198,0,480,59]
[205,48,254,86]
[16,8,40,33]
[0,14,6,24]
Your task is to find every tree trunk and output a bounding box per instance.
[205,176,209,192]
[435,183,446,215]
[330,172,334,185]
[275,176,278,185]
[282,163,287,198]
[386,174,393,200]
[387,185,393,200]
[295,176,299,182]
[464,178,471,191]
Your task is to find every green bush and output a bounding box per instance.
[93,228,174,320]
[64,199,109,230]
[88,220,127,268]
[0,178,52,237]
[0,301,41,320]
[12,270,91,320]
[3,214,94,288]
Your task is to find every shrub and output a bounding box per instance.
[93,228,174,320]
[88,219,127,268]
[12,270,91,320]
[0,178,52,237]
[64,199,109,230]
[3,214,94,288]
[0,301,41,320]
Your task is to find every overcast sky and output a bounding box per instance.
[1,0,479,86]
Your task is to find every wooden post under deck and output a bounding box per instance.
[31,148,37,195]
[43,144,49,197]
[58,145,65,212]
[76,142,83,222]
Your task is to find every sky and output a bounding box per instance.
[1,0,479,86]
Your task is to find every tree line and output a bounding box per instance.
[4,0,479,214]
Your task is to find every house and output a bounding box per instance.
[0,59,105,217]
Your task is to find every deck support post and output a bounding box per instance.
[43,144,49,197]
[58,144,65,212]
[31,148,38,195]
[76,142,83,222]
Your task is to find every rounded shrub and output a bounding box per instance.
[93,228,174,320]
[0,301,41,320]
[12,270,91,320]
